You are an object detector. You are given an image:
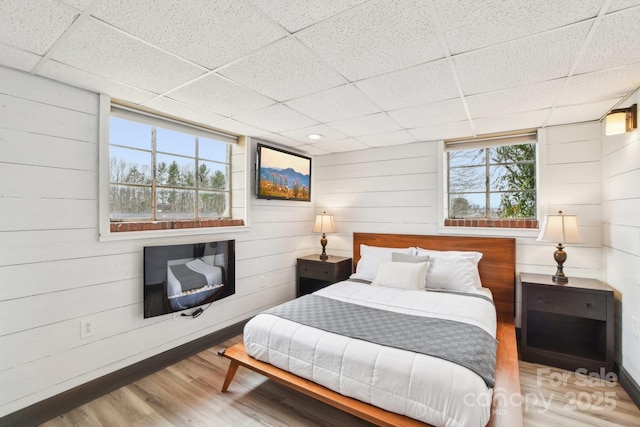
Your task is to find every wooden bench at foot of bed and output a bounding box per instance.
[219,319,522,427]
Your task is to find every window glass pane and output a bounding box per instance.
[449,166,485,192]
[494,191,536,218]
[449,148,485,167]
[156,189,195,219]
[110,117,152,150]
[156,154,195,188]
[199,191,229,217]
[198,161,228,190]
[156,128,195,157]
[109,185,152,220]
[449,193,486,218]
[199,138,228,162]
[110,146,152,184]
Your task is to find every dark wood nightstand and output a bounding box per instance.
[520,272,614,373]
[296,255,352,297]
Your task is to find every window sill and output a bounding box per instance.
[100,219,248,241]
[438,225,540,238]
[444,218,538,228]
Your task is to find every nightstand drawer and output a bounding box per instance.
[298,262,334,280]
[527,286,607,321]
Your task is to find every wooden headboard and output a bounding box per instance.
[353,233,516,321]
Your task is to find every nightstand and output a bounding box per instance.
[520,272,614,373]
[296,255,352,297]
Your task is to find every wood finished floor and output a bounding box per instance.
[41,335,640,427]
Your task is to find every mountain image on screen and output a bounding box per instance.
[259,167,310,200]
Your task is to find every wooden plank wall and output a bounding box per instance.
[0,67,317,417]
[602,87,640,385]
[313,122,604,329]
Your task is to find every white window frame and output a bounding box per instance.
[98,95,250,241]
[437,129,546,238]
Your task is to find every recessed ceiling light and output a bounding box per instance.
[307,133,323,140]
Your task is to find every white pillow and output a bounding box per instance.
[351,244,415,281]
[372,261,430,290]
[415,248,483,291]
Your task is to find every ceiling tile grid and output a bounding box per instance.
[0,0,640,153]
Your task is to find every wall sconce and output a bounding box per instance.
[536,211,584,282]
[312,211,336,261]
[605,104,637,136]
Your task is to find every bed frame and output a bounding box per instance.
[220,233,523,427]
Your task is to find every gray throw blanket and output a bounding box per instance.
[263,294,497,388]
[169,264,207,292]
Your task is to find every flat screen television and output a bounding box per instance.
[143,240,235,318]
[256,143,311,201]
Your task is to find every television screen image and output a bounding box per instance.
[143,240,235,318]
[256,143,311,201]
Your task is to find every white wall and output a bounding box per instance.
[602,88,640,385]
[0,67,315,417]
[315,122,603,328]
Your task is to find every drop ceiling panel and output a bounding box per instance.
[39,60,157,104]
[143,96,226,127]
[357,130,417,147]
[409,121,473,142]
[355,59,459,111]
[472,109,549,135]
[574,6,640,74]
[389,99,468,128]
[213,118,271,137]
[557,63,640,106]
[0,44,41,72]
[168,74,274,117]
[233,103,319,133]
[328,112,402,137]
[62,0,94,11]
[466,80,564,119]
[248,0,369,33]
[280,124,347,142]
[258,134,305,147]
[0,0,78,55]
[311,137,369,152]
[218,38,346,102]
[51,18,205,94]
[607,0,640,13]
[285,84,380,123]
[434,0,603,55]
[546,99,622,126]
[454,23,590,95]
[296,0,443,81]
[92,0,286,70]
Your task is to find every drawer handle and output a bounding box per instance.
[537,297,544,303]
[586,303,593,309]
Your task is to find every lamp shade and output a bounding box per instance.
[312,213,336,233]
[605,111,628,135]
[537,211,583,244]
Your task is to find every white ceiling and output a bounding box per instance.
[2,0,640,155]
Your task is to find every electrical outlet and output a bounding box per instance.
[259,275,265,288]
[80,319,94,339]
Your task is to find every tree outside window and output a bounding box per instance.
[448,142,536,220]
[109,117,230,222]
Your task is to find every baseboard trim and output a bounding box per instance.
[0,320,247,427]
[619,364,640,410]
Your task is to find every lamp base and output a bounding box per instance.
[552,274,568,283]
[552,243,569,283]
[319,234,328,261]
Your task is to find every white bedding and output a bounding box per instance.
[244,280,496,427]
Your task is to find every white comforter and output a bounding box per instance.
[243,280,497,427]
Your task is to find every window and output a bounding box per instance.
[107,105,243,233]
[445,132,538,228]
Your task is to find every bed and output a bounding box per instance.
[220,233,523,427]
